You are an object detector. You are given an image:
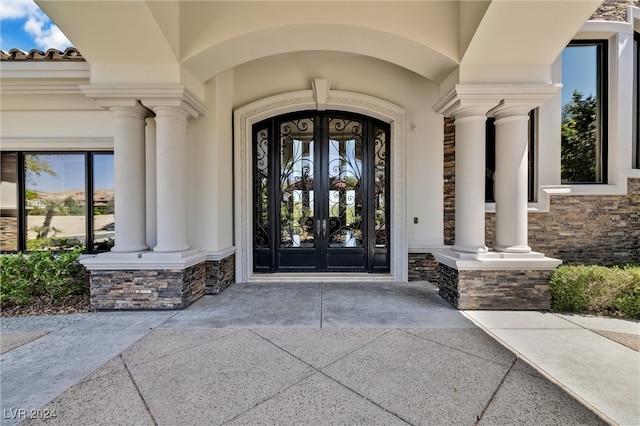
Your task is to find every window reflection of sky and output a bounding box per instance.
[26,154,114,192]
[93,154,115,190]
[562,45,598,106]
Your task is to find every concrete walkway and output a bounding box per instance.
[0,281,637,425]
[464,311,640,426]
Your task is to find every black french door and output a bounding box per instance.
[253,111,389,273]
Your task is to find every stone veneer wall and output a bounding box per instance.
[443,117,456,246]
[408,253,438,281]
[591,0,637,22]
[90,262,206,310]
[205,254,235,294]
[438,264,552,310]
[486,178,640,265]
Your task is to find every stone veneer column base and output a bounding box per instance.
[90,264,206,310]
[205,253,235,294]
[408,252,439,282]
[82,250,235,310]
[433,249,562,310]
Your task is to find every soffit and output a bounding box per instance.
[461,0,604,66]
[35,0,178,65]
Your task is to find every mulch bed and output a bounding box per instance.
[1,295,92,317]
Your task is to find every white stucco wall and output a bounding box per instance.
[187,70,235,255]
[0,110,111,140]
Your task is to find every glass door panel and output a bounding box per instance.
[327,117,364,248]
[279,118,315,248]
[374,125,387,248]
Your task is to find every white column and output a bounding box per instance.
[110,104,149,253]
[493,109,531,253]
[145,117,157,249]
[152,106,190,253]
[452,109,489,253]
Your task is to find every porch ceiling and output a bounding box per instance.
[36,0,602,87]
[461,0,603,66]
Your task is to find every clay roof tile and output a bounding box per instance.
[0,47,84,61]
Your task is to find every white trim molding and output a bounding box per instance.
[433,249,562,271]
[233,82,408,283]
[80,84,208,117]
[203,246,236,262]
[0,138,114,151]
[81,249,208,270]
[0,62,90,95]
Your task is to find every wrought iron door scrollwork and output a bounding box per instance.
[255,128,270,248]
[280,118,315,248]
[327,117,364,248]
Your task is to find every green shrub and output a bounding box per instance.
[550,264,640,319]
[613,268,640,319]
[0,248,88,307]
[26,237,82,251]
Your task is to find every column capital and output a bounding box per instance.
[434,83,561,118]
[80,84,207,118]
[109,102,151,121]
[151,105,191,121]
[488,84,562,120]
[139,86,207,118]
[433,86,500,117]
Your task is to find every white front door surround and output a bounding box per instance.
[234,80,408,283]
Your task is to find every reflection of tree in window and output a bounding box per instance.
[561,91,598,183]
[1,152,113,253]
[561,41,607,184]
[25,154,86,251]
[25,155,56,183]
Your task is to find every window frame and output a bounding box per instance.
[561,39,609,184]
[634,32,639,169]
[0,151,114,254]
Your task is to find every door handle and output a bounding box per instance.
[317,219,327,238]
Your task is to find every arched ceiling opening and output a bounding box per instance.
[182,23,459,85]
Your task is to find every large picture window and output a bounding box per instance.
[0,151,114,253]
[561,40,608,183]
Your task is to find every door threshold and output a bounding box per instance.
[248,273,396,283]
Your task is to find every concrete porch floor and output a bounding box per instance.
[1,281,637,425]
